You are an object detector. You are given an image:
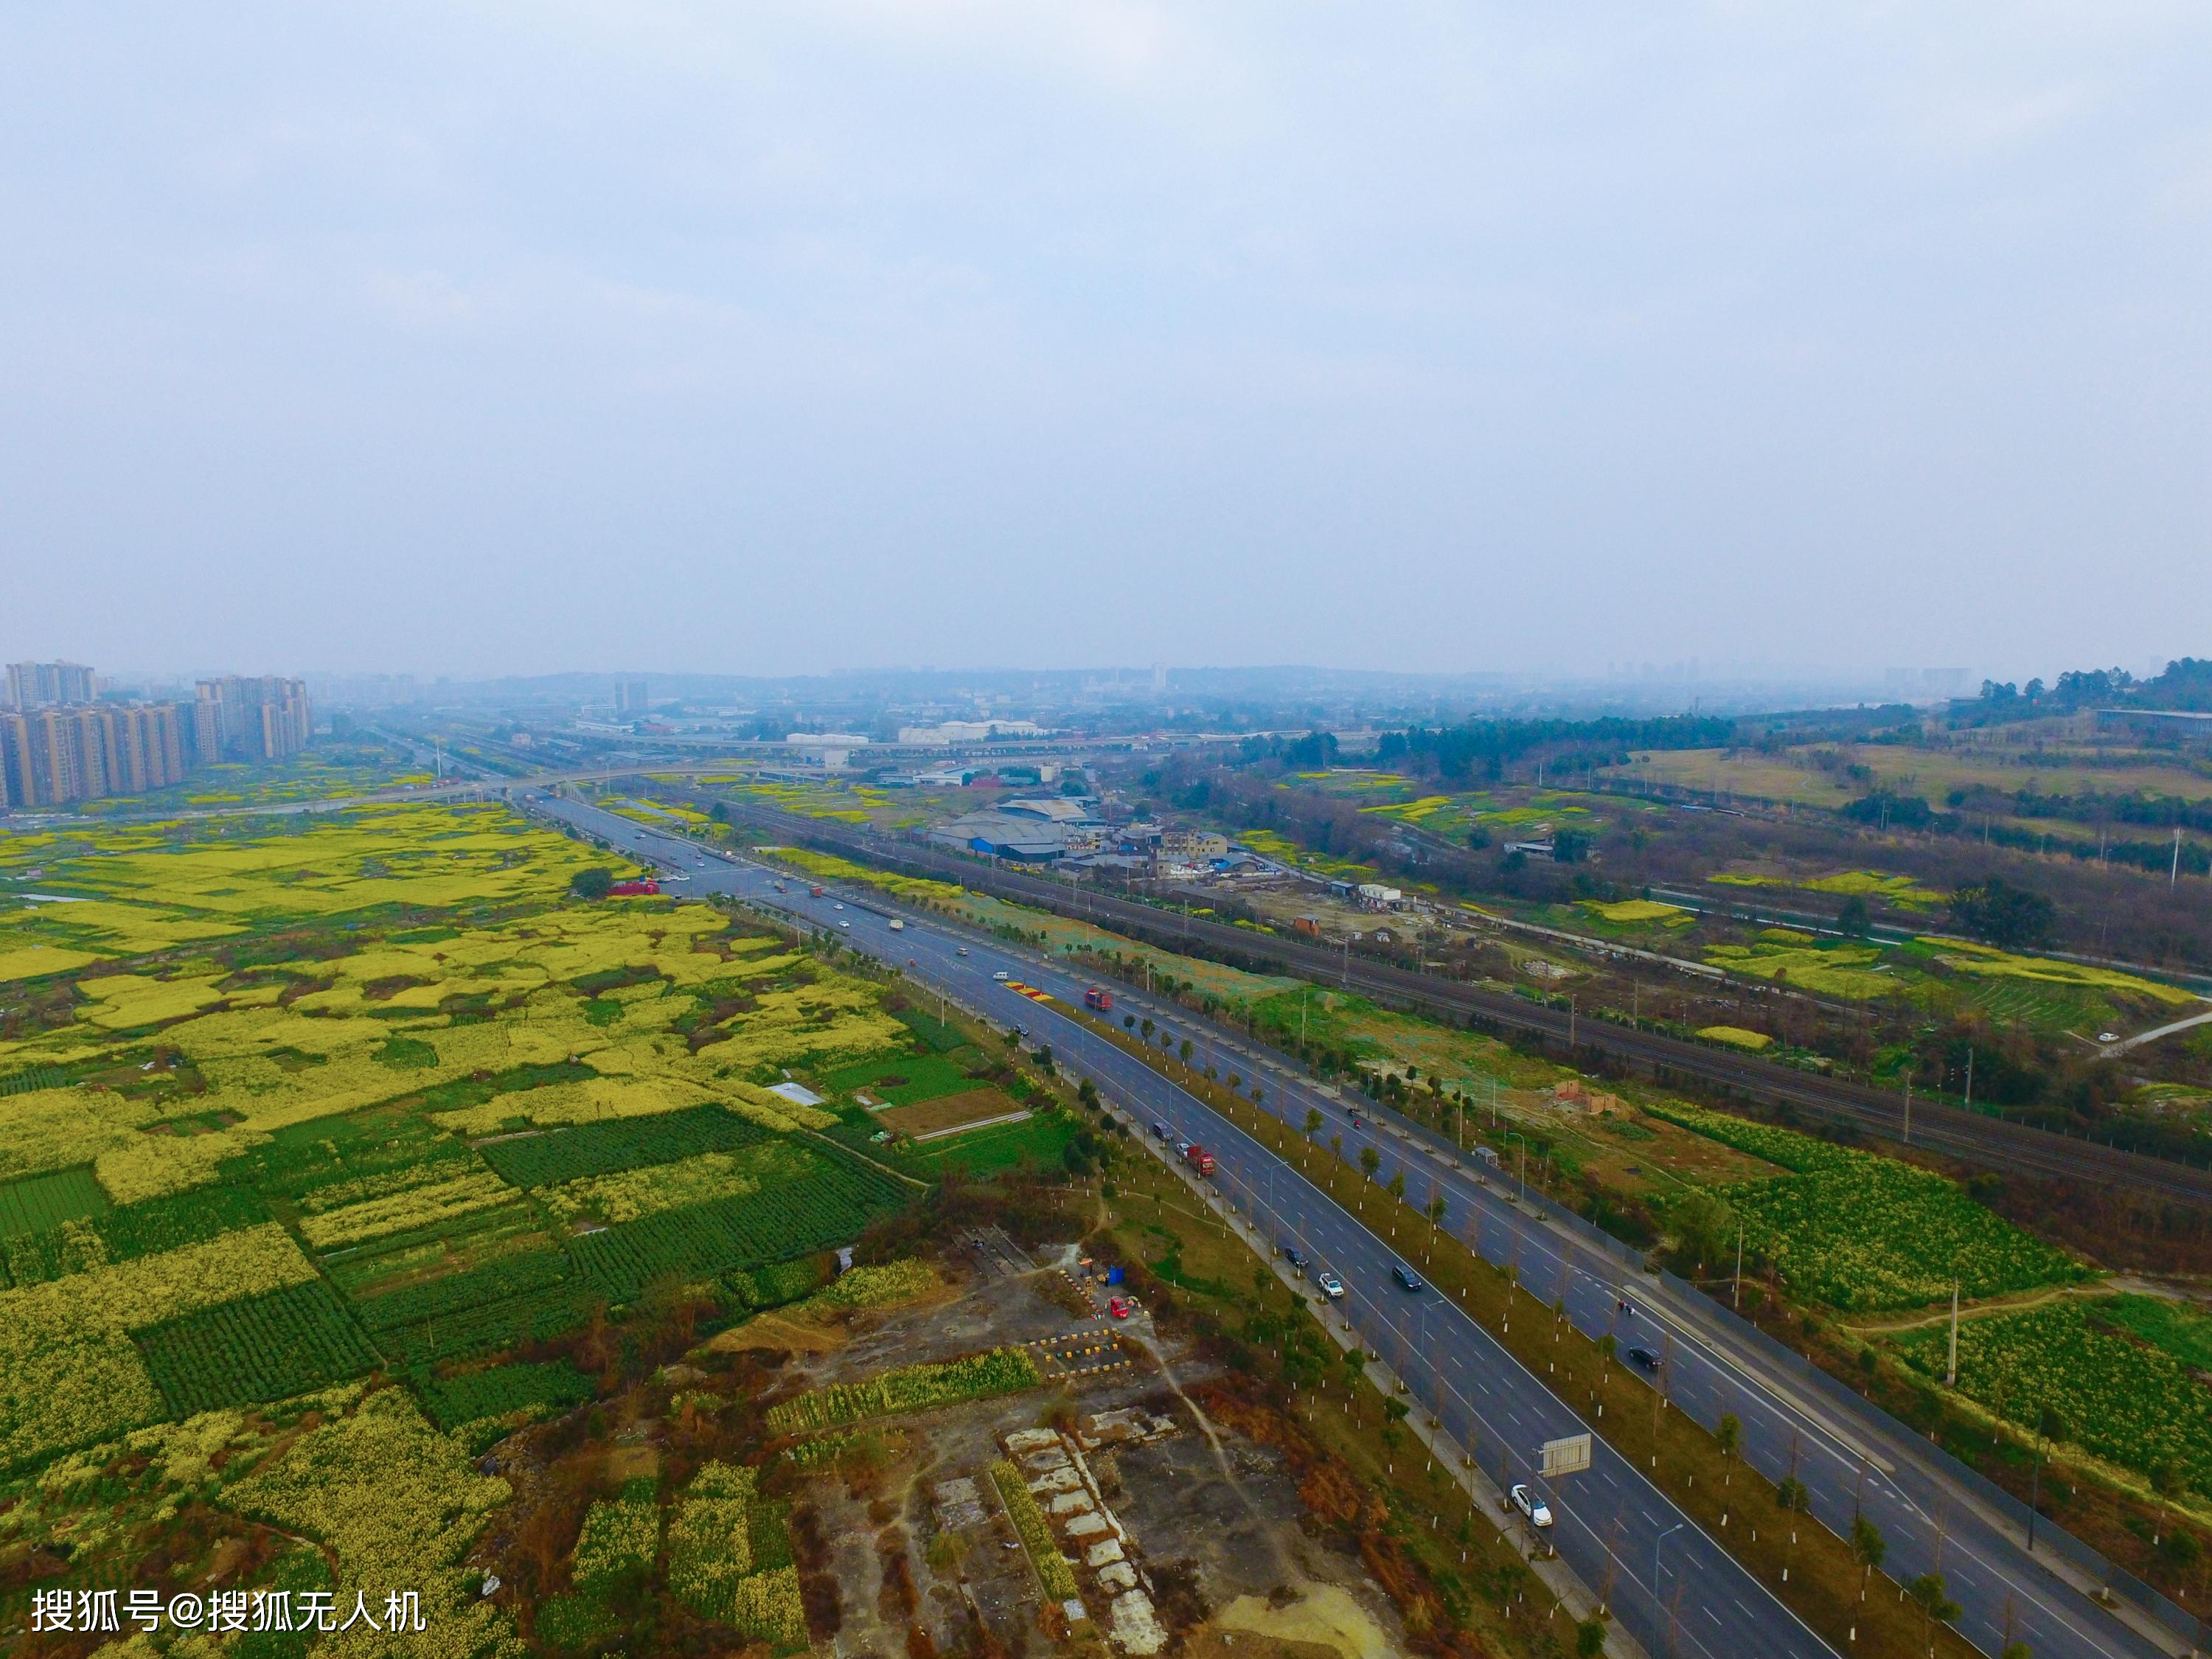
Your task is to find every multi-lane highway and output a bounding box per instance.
[530,791,2174,1659]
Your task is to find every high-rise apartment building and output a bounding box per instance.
[0,664,308,812]
[614,678,649,716]
[193,676,312,763]
[0,703,192,808]
[5,661,96,709]
[0,714,30,810]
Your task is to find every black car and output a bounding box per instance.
[1281,1245,1310,1270]
[1625,1344,1662,1372]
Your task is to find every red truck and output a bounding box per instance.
[1083,987,1114,1013]
[1183,1144,1216,1178]
[609,879,661,897]
[809,885,825,897]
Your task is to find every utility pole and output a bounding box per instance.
[2177,827,2186,888]
[1947,1281,1961,1388]
[1733,1223,1745,1310]
[2028,1420,2045,1551]
[1902,1074,1913,1146]
[1964,1046,1974,1112]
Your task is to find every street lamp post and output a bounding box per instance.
[1654,1521,1687,1652]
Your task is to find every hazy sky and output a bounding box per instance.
[3,3,2206,681]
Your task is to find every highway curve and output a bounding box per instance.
[667,787,2212,1208]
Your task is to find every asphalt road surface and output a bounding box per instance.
[531,793,2171,1659]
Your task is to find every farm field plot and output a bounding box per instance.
[91,751,428,815]
[1648,1102,2091,1310]
[1703,936,1899,1001]
[765,1345,1040,1433]
[1920,938,2199,1006]
[1577,897,1694,927]
[569,1152,910,1302]
[217,1385,516,1655]
[4,1181,268,1287]
[0,1166,108,1238]
[135,1279,379,1416]
[413,1357,597,1439]
[876,1086,1026,1139]
[902,1110,1078,1177]
[538,1138,822,1225]
[0,793,926,1479]
[1894,1297,2212,1495]
[1293,768,1418,799]
[823,1049,981,1107]
[476,1103,771,1187]
[666,1461,805,1644]
[1631,744,2212,810]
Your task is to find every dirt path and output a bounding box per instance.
[1840,1278,2115,1335]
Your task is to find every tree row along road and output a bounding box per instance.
[538,790,2174,1659]
[679,791,2212,1208]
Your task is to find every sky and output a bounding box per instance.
[1,2,2207,684]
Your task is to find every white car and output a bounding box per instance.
[1315,1271,1345,1299]
[1510,1484,1552,1528]
[840,920,852,929]
[833,902,844,910]
[993,970,1009,982]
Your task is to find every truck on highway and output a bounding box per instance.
[1083,987,1113,1012]
[888,919,905,932]
[808,885,825,897]
[1183,1144,1216,1178]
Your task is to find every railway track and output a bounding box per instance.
[653,785,2212,1207]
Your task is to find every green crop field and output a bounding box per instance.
[412,1358,597,1440]
[1650,1103,2090,1310]
[4,1182,268,1287]
[0,1166,108,1241]
[905,1112,1079,1178]
[821,1050,980,1107]
[569,1153,908,1302]
[135,1280,380,1416]
[1896,1298,2212,1493]
[476,1105,771,1188]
